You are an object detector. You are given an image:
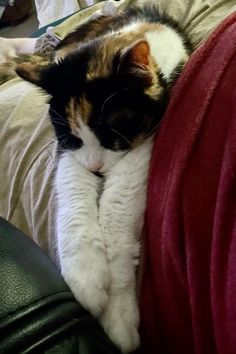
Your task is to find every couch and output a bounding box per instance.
[0,1,236,353]
[0,217,120,353]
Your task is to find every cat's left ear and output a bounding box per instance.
[16,61,60,95]
[116,40,152,84]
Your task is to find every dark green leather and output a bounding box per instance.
[0,217,120,354]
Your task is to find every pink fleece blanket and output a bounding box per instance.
[140,12,236,354]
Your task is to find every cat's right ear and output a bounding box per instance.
[115,40,152,85]
[16,61,61,95]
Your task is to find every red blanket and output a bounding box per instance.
[140,12,236,354]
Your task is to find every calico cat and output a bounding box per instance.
[0,2,191,352]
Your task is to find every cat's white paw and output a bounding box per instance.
[61,247,110,317]
[0,38,17,63]
[100,292,140,353]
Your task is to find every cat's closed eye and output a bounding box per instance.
[60,134,83,150]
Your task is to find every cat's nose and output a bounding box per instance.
[86,160,104,173]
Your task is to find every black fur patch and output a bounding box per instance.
[36,3,191,152]
[40,46,91,150]
[46,54,167,151]
[86,77,166,150]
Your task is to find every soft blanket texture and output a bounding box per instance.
[140,11,236,354]
[44,0,236,50]
[35,0,80,27]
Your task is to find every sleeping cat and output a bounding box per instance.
[0,2,191,352]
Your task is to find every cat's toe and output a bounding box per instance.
[73,275,109,317]
[100,292,140,353]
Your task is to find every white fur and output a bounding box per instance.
[111,21,187,81]
[56,153,110,316]
[98,138,153,352]
[145,27,187,80]
[0,14,187,353]
[72,118,125,172]
[56,138,153,353]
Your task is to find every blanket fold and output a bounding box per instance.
[140,12,236,354]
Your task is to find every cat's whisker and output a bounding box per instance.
[110,127,132,145]
[145,120,162,139]
[46,132,69,144]
[46,137,57,144]
[50,107,66,121]
[50,117,67,127]
[60,137,68,147]
[101,88,129,116]
[56,133,69,141]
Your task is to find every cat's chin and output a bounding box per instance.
[70,149,126,174]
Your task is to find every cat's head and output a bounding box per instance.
[16,38,168,173]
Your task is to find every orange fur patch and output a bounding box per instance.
[16,55,50,83]
[66,96,92,135]
[130,40,150,66]
[131,133,146,148]
[66,97,79,135]
[78,96,92,124]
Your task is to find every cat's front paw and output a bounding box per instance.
[61,247,110,317]
[0,38,16,63]
[100,292,140,353]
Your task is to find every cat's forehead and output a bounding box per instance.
[65,95,91,133]
[86,43,113,80]
[64,77,119,129]
[84,29,146,80]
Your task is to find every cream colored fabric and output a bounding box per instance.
[0,79,58,258]
[52,1,113,40]
[35,0,80,28]
[51,0,236,49]
[0,0,235,262]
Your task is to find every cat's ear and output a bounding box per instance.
[116,40,152,84]
[16,62,45,84]
[16,61,60,95]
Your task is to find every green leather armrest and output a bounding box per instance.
[0,217,120,354]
